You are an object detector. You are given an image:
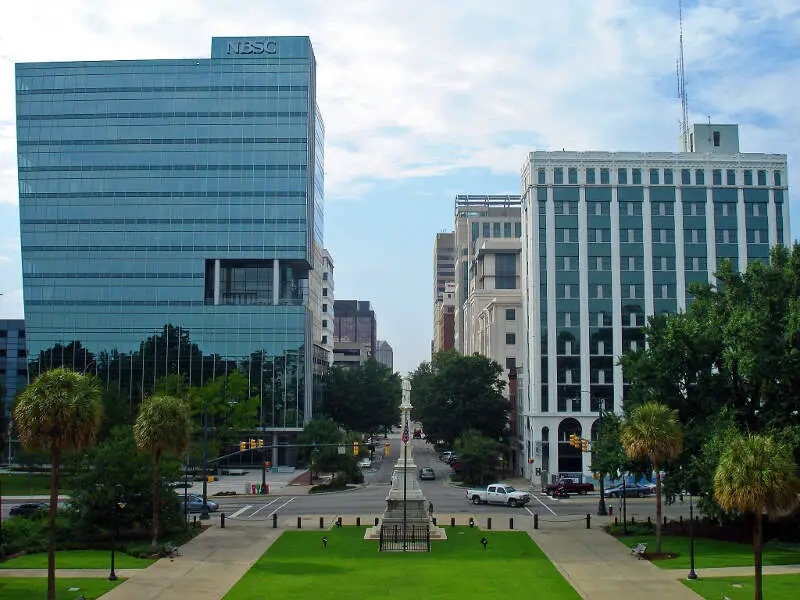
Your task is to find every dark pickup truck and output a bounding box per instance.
[544,478,595,496]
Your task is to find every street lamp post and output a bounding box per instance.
[108,484,125,581]
[688,489,698,579]
[200,398,210,520]
[596,409,607,516]
[622,477,628,535]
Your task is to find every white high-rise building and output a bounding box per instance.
[519,124,789,483]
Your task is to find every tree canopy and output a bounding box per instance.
[410,351,510,448]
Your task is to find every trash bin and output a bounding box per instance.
[251,483,256,494]
[244,482,252,494]
[263,483,269,494]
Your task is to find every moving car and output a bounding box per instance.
[466,483,530,507]
[9,502,48,517]
[544,478,595,496]
[358,458,373,469]
[604,483,653,498]
[183,495,219,513]
[419,467,436,480]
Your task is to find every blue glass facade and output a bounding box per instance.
[15,37,323,430]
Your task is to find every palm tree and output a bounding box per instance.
[714,432,800,600]
[14,368,103,600]
[133,394,191,553]
[620,402,683,553]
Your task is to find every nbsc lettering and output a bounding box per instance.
[226,41,277,55]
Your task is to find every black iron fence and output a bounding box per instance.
[378,524,430,552]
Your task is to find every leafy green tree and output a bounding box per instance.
[714,433,800,600]
[14,368,103,600]
[69,427,183,543]
[133,395,191,553]
[458,432,501,486]
[321,359,401,434]
[297,417,343,479]
[590,412,628,479]
[620,402,683,554]
[410,351,509,448]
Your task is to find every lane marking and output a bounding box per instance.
[530,493,558,516]
[229,505,252,519]
[248,497,281,518]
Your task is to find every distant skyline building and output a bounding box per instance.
[520,123,789,482]
[333,300,377,356]
[432,231,455,352]
[332,342,371,369]
[317,249,335,364]
[432,281,455,353]
[375,340,394,370]
[15,37,325,456]
[0,319,26,423]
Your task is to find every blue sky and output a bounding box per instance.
[1,0,799,376]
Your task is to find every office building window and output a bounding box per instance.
[622,228,643,243]
[554,167,564,184]
[656,202,674,216]
[600,168,610,184]
[588,228,610,243]
[744,170,753,186]
[681,169,691,185]
[472,222,480,241]
[589,201,610,215]
[586,168,596,184]
[322,303,328,312]
[496,254,517,289]
[632,168,642,184]
[560,256,574,271]
[757,170,767,186]
[322,288,328,297]
[622,255,644,271]
[322,320,328,328]
[695,169,705,185]
[715,229,738,244]
[685,256,707,271]
[618,168,628,184]
[504,222,512,238]
[649,169,660,185]
[715,203,733,217]
[483,222,490,238]
[322,335,328,344]
[557,228,578,243]
[594,284,611,299]
[750,203,764,217]
[683,202,705,216]
[322,272,328,281]
[493,222,501,237]
[713,130,721,146]
[515,222,522,237]
[568,167,578,184]
[727,169,736,185]
[506,357,516,370]
[747,229,769,244]
[712,169,722,185]
[664,169,674,185]
[591,256,611,271]
[506,308,516,321]
[686,229,706,244]
[593,311,612,327]
[506,333,516,345]
[654,229,675,244]
[775,171,782,186]
[537,168,546,184]
[622,202,642,217]
[656,256,676,271]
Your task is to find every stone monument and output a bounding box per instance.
[365,378,446,547]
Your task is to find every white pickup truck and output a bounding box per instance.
[465,483,531,507]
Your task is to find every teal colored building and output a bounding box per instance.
[15,37,325,440]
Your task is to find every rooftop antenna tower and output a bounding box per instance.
[677,0,691,151]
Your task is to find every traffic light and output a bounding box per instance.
[353,442,359,456]
[569,434,579,448]
[384,443,391,456]
[581,439,588,452]
[239,441,247,451]
[264,461,271,468]
[257,439,264,448]
[249,438,256,449]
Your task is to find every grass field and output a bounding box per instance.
[0,473,57,495]
[0,549,155,569]
[0,577,124,599]
[616,534,800,569]
[223,527,580,600]
[683,574,800,600]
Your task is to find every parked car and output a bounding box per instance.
[183,495,219,513]
[604,483,653,498]
[544,478,595,496]
[466,483,530,507]
[419,467,436,480]
[9,502,48,517]
[439,451,454,462]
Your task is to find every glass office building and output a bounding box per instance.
[519,124,789,481]
[15,37,324,434]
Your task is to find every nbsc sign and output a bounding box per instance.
[226,40,277,55]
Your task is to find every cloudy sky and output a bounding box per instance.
[0,0,798,375]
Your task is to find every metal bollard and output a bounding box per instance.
[487,517,492,530]
[631,515,635,524]
[356,517,361,526]
[297,516,302,529]
[663,516,667,530]
[586,513,591,529]
[220,512,226,529]
[272,513,277,528]
[509,517,514,530]
[451,517,455,527]
[614,516,618,526]
[648,516,652,527]
[534,514,539,529]
[319,517,324,529]
[193,516,197,525]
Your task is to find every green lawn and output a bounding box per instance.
[0,549,155,569]
[616,534,800,569]
[683,574,800,600]
[0,577,124,599]
[224,527,580,600]
[0,473,57,495]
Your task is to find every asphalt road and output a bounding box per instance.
[2,437,700,523]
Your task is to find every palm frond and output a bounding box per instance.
[714,432,800,518]
[133,394,191,456]
[620,402,683,463]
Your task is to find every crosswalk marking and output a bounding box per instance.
[229,505,252,519]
